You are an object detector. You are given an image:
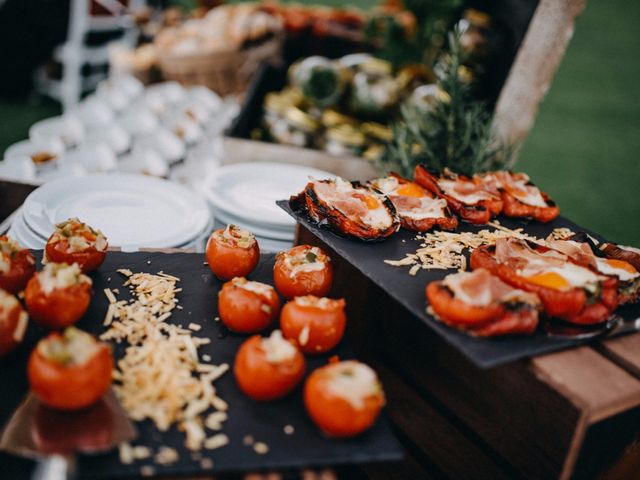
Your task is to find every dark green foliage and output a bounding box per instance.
[378,31,512,178]
[364,0,462,68]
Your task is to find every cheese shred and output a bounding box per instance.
[385,223,574,273]
[102,271,229,454]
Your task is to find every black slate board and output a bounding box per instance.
[0,251,403,478]
[278,201,640,369]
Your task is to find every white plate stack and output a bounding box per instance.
[201,162,334,253]
[8,173,212,252]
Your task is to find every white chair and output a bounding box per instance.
[34,0,146,111]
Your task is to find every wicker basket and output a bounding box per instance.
[157,34,284,96]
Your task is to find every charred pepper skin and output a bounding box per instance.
[414,165,499,225]
[290,180,400,241]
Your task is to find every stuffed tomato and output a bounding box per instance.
[218,277,280,333]
[234,330,305,401]
[45,218,108,273]
[25,263,92,329]
[304,360,385,438]
[273,245,333,299]
[280,295,346,353]
[0,235,36,294]
[28,327,113,410]
[206,224,259,280]
[0,288,29,356]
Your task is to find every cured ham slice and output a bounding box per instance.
[369,173,458,232]
[426,268,540,337]
[290,177,400,241]
[471,238,618,325]
[476,171,560,223]
[414,165,502,224]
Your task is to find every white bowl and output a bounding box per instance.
[30,115,84,148]
[98,75,144,100]
[186,137,223,167]
[0,157,37,183]
[187,86,222,112]
[134,128,185,164]
[85,124,131,155]
[117,106,159,136]
[162,114,202,145]
[4,138,64,171]
[146,81,186,104]
[69,95,115,128]
[95,86,129,112]
[172,99,213,125]
[59,142,117,173]
[35,163,87,184]
[118,147,169,177]
[135,91,168,117]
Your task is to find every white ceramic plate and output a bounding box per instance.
[203,162,333,230]
[7,209,46,249]
[21,173,211,252]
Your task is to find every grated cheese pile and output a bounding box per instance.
[101,269,229,454]
[384,222,574,274]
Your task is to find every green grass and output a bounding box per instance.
[1,0,638,244]
[517,0,640,245]
[0,98,60,153]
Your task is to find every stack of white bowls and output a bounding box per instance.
[8,173,212,252]
[200,162,334,253]
[0,76,236,186]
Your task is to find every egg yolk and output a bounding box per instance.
[396,183,425,198]
[605,259,637,274]
[526,272,571,290]
[354,194,379,210]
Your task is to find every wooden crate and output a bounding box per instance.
[296,225,640,480]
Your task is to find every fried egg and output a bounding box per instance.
[371,176,447,220]
[312,178,396,230]
[525,263,602,291]
[594,257,639,282]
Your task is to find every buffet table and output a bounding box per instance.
[2,139,639,479]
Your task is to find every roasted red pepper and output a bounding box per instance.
[414,165,500,224]
[470,244,618,325]
[499,189,560,223]
[425,269,540,337]
[290,179,400,241]
[370,172,458,232]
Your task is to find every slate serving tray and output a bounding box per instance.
[0,251,403,479]
[278,200,640,369]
